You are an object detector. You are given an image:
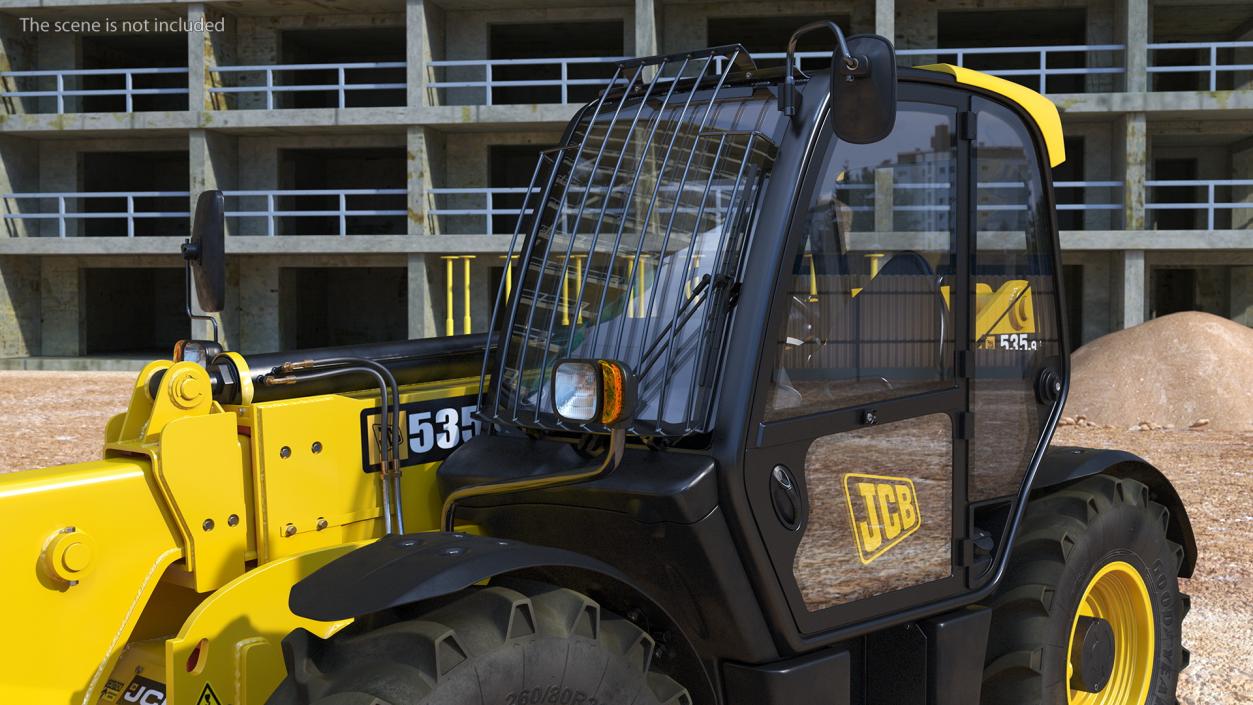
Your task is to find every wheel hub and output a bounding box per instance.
[1066,561,1156,705]
[1070,616,1116,693]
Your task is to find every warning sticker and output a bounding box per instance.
[197,683,223,705]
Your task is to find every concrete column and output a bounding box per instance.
[635,0,659,56]
[189,4,234,111]
[187,3,208,110]
[1233,22,1252,91]
[37,32,75,114]
[874,167,894,233]
[1231,266,1253,326]
[238,257,281,352]
[1080,254,1113,343]
[0,135,39,238]
[407,0,431,107]
[40,257,80,356]
[0,256,40,357]
[407,254,438,339]
[1120,113,1147,231]
[1121,0,1148,92]
[1233,137,1253,230]
[408,127,445,236]
[1120,250,1146,328]
[874,0,895,43]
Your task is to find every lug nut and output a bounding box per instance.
[227,514,239,527]
[316,517,328,531]
[311,441,323,454]
[279,446,292,459]
[202,518,215,532]
[284,523,297,537]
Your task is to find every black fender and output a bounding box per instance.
[1032,446,1197,578]
[289,531,634,621]
[289,531,717,703]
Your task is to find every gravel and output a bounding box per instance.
[1,371,1249,702]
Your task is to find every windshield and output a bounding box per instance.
[482,50,783,436]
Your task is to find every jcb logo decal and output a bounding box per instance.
[843,473,922,564]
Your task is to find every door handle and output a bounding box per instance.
[771,464,803,532]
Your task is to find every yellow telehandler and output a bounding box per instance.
[1,22,1193,705]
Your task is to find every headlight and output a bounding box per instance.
[552,359,636,427]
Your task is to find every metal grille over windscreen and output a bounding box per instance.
[482,46,781,436]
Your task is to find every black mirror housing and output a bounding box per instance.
[184,190,226,313]
[830,34,897,144]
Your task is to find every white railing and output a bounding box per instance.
[756,44,1126,94]
[1146,179,1253,230]
[427,56,630,105]
[210,62,406,110]
[430,187,532,232]
[224,188,407,236]
[1,188,407,237]
[1055,181,1122,212]
[1,191,189,237]
[0,67,189,114]
[1147,41,1253,91]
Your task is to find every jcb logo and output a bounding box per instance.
[843,473,922,564]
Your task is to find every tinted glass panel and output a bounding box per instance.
[969,97,1062,501]
[766,103,959,421]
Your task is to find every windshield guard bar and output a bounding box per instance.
[478,46,779,437]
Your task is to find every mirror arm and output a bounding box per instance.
[779,20,864,117]
[184,255,220,345]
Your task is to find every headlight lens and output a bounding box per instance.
[553,361,601,423]
[552,359,636,427]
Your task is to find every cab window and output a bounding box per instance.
[766,102,958,421]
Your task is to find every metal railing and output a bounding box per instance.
[0,67,189,114]
[224,188,407,235]
[1147,41,1253,91]
[1,188,407,237]
[429,187,532,233]
[1,191,189,237]
[210,62,406,109]
[753,44,1126,94]
[427,56,630,105]
[1146,179,1253,230]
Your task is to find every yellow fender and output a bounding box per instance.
[162,543,366,705]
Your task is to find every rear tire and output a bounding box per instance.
[981,475,1189,705]
[268,581,692,705]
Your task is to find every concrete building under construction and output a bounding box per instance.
[0,0,1250,366]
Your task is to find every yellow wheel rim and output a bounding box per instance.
[1067,561,1156,705]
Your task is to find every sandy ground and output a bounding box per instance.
[1,370,1250,702]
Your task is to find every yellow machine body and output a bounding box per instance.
[0,357,478,704]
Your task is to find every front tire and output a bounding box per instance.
[981,475,1189,705]
[269,581,692,705]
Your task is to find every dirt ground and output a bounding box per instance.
[1,370,1250,703]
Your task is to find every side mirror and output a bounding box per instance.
[182,190,226,313]
[779,22,898,145]
[830,34,897,144]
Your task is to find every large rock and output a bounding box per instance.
[1064,312,1253,431]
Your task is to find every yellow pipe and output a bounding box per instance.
[623,255,636,318]
[462,256,474,334]
[573,256,584,323]
[442,256,455,336]
[637,255,647,317]
[562,258,570,326]
[805,252,818,302]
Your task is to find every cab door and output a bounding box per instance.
[744,83,973,635]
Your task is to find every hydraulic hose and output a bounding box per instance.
[263,364,398,535]
[277,356,407,533]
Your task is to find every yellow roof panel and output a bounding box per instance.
[916,63,1066,167]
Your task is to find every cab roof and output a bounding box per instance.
[914,63,1066,167]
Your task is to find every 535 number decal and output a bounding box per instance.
[360,394,480,472]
